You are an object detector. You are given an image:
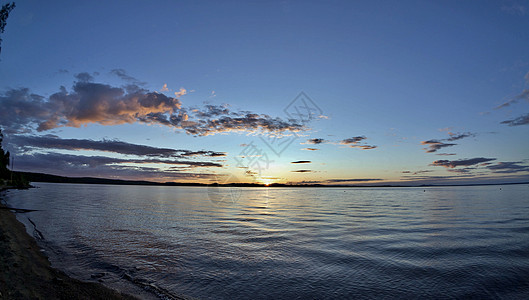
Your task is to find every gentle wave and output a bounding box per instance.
[5,183,529,299]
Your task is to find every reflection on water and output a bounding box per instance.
[5,183,529,299]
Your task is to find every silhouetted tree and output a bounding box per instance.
[0,128,10,179]
[0,2,15,56]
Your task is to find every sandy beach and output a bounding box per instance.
[0,190,137,300]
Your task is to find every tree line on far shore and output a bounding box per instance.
[0,129,28,188]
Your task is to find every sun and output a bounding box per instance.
[260,178,275,186]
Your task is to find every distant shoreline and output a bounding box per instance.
[15,171,529,189]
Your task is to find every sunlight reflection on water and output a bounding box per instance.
[5,183,529,299]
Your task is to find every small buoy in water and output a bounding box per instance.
[423,190,426,192]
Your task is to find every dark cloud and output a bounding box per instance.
[14,153,217,182]
[291,161,311,164]
[436,153,457,156]
[193,104,232,119]
[446,168,475,174]
[431,157,496,168]
[349,145,377,150]
[7,135,226,158]
[325,178,382,182]
[301,148,319,151]
[340,136,366,144]
[305,138,326,144]
[0,75,303,136]
[403,170,434,175]
[339,136,376,150]
[180,111,303,136]
[501,113,529,126]
[292,170,313,173]
[74,72,95,82]
[14,152,221,172]
[487,161,529,173]
[446,132,475,141]
[421,140,457,153]
[421,131,475,153]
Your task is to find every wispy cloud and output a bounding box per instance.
[501,113,529,126]
[8,135,226,158]
[291,161,311,164]
[502,3,528,15]
[110,69,143,84]
[325,178,382,183]
[421,140,457,153]
[339,136,377,150]
[431,157,496,168]
[292,170,313,173]
[14,152,218,182]
[301,148,319,151]
[421,131,475,153]
[349,145,377,150]
[487,161,529,173]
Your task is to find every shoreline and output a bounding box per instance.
[0,189,138,299]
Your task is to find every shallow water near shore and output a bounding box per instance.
[5,183,529,299]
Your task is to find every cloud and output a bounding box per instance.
[174,88,187,98]
[446,132,475,141]
[501,113,529,126]
[160,83,169,92]
[74,72,95,82]
[339,136,377,150]
[402,170,434,175]
[0,74,304,136]
[301,148,319,151]
[304,138,326,144]
[486,161,529,173]
[349,145,377,150]
[110,69,141,83]
[13,152,218,182]
[15,152,222,169]
[325,178,382,182]
[179,110,304,136]
[340,136,366,144]
[0,83,181,133]
[436,153,457,156]
[502,3,527,15]
[7,135,226,158]
[431,157,496,168]
[291,160,311,164]
[496,89,529,109]
[421,140,457,153]
[292,170,313,173]
[421,131,475,153]
[446,167,476,174]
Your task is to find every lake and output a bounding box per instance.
[4,183,529,299]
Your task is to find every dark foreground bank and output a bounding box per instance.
[0,198,137,300]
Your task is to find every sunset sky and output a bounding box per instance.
[1,0,529,185]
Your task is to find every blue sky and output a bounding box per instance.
[1,0,528,185]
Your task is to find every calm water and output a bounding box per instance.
[4,183,529,299]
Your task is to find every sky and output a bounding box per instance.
[1,0,529,185]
